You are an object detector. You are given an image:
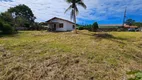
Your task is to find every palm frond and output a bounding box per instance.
[75,0,81,3]
[66,0,72,3]
[77,1,87,9]
[74,5,79,15]
[65,5,72,13]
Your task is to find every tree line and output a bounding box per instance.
[0,4,45,34]
[77,22,99,32]
[125,18,142,27]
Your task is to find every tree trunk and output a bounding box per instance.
[73,8,77,34]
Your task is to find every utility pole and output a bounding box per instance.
[122,7,127,27]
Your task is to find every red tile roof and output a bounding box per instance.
[124,24,138,28]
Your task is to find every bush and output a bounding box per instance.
[92,22,99,32]
[86,27,92,31]
[2,23,15,34]
[78,26,84,30]
[0,21,3,31]
[127,70,142,80]
[0,21,15,34]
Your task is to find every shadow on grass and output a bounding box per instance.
[80,32,127,44]
[0,32,18,38]
[94,33,125,40]
[47,30,72,33]
[94,33,127,44]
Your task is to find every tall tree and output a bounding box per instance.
[125,19,135,26]
[65,0,86,33]
[8,4,36,28]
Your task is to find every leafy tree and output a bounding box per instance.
[65,0,87,33]
[0,20,3,31]
[0,12,13,25]
[16,16,28,27]
[8,4,36,28]
[125,19,135,26]
[133,22,142,28]
[0,20,14,34]
[2,23,14,34]
[0,4,35,34]
[0,12,16,34]
[92,22,98,32]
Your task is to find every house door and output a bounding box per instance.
[73,25,75,29]
[53,24,56,31]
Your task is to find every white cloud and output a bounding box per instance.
[0,0,142,24]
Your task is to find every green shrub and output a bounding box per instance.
[92,22,99,32]
[87,27,92,31]
[127,70,142,80]
[2,23,15,34]
[78,26,84,30]
[0,21,3,31]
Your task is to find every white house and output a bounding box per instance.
[46,17,75,31]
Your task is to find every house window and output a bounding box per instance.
[59,23,63,28]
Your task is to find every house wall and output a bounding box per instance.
[50,19,74,31]
[139,27,142,31]
[65,22,74,31]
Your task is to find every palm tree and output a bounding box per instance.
[65,0,86,33]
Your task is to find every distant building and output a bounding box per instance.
[124,24,138,28]
[99,24,122,28]
[45,17,75,31]
[98,24,121,32]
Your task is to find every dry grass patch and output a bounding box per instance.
[0,30,142,80]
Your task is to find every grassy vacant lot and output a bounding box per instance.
[0,30,142,80]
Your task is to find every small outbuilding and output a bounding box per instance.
[46,17,75,31]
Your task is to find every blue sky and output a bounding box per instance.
[0,0,142,25]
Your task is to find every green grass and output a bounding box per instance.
[0,30,142,80]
